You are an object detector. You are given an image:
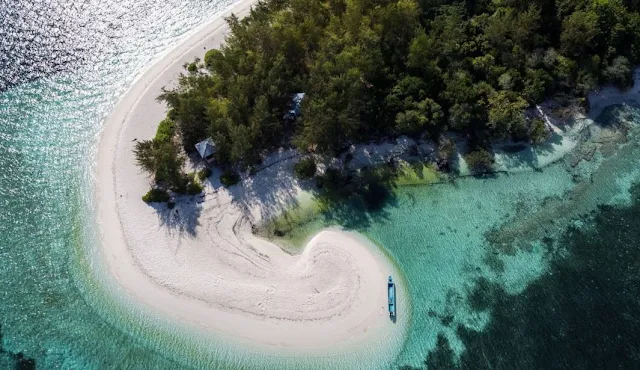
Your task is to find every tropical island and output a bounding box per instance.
[94,0,640,368]
[134,0,640,203]
[96,0,410,367]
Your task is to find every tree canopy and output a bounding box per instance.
[157,0,640,168]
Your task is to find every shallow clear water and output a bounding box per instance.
[0,1,235,368]
[358,106,640,368]
[279,105,640,368]
[2,0,640,369]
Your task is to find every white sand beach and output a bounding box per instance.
[94,0,407,361]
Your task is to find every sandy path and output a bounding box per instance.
[94,0,407,360]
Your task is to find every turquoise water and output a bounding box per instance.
[363,166,574,365]
[359,106,640,368]
[0,1,234,368]
[2,0,640,368]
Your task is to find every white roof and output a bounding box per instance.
[195,138,216,159]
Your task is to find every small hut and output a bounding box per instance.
[195,138,216,164]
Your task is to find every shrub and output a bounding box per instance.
[315,168,354,199]
[154,119,175,143]
[294,157,317,179]
[464,149,494,172]
[186,181,204,195]
[142,188,170,203]
[530,118,548,144]
[169,175,189,194]
[197,167,212,181]
[315,168,342,188]
[204,49,224,71]
[186,172,197,183]
[437,137,456,160]
[220,169,240,187]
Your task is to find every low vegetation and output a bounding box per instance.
[197,167,212,181]
[142,188,170,203]
[464,148,494,173]
[186,180,204,195]
[220,169,240,187]
[154,118,175,143]
[294,157,317,179]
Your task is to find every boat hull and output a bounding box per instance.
[388,276,396,320]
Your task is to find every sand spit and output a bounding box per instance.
[94,0,407,362]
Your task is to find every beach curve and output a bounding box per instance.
[94,0,408,364]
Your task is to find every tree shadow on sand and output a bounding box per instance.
[151,194,203,237]
[232,151,400,235]
[229,151,307,223]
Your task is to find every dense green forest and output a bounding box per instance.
[136,0,640,186]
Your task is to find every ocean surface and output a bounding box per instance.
[1,0,640,369]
